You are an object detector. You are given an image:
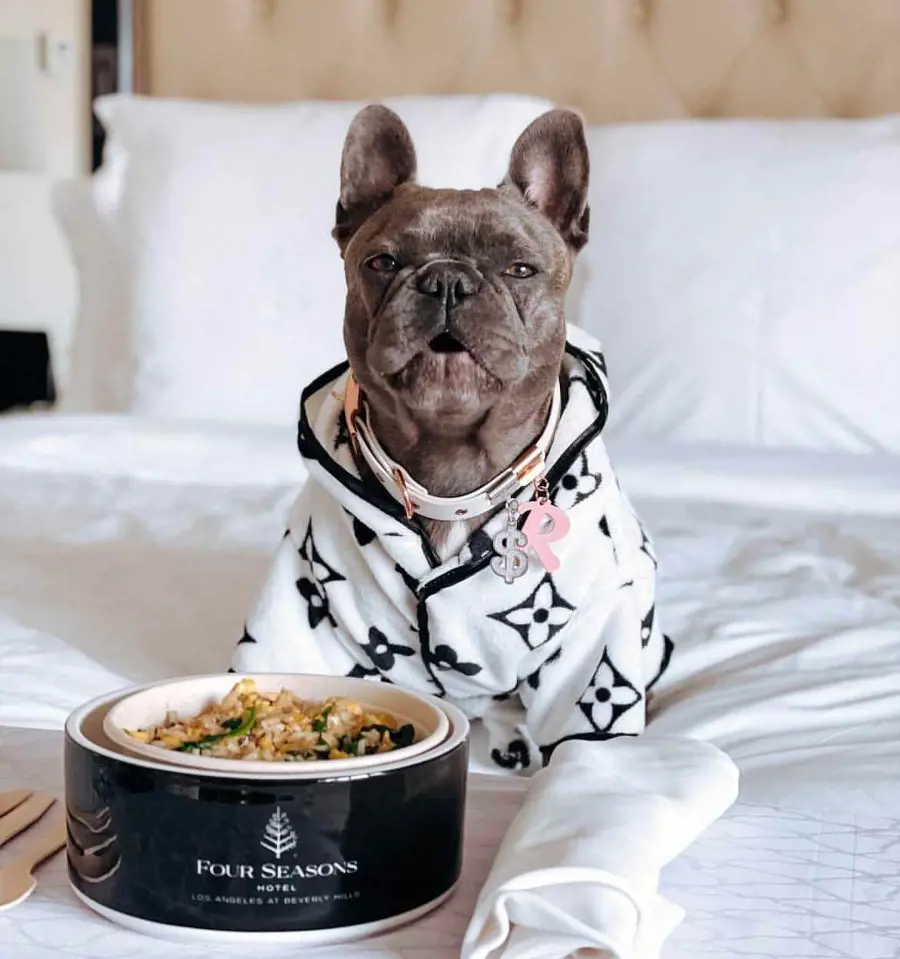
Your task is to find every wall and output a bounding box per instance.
[0,0,90,384]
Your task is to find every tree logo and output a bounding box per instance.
[260,806,298,860]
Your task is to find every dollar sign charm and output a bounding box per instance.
[491,499,529,584]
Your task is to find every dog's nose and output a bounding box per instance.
[415,262,481,309]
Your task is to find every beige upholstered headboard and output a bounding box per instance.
[131,0,900,121]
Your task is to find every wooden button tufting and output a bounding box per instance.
[631,0,651,26]
[769,0,789,25]
[506,0,525,26]
[251,0,276,20]
[381,0,400,27]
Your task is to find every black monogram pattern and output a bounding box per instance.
[598,515,619,563]
[491,739,532,770]
[346,662,378,679]
[431,644,482,677]
[299,521,345,585]
[296,578,336,629]
[639,526,658,569]
[488,574,575,649]
[359,626,415,672]
[641,604,655,648]
[296,522,346,629]
[577,648,642,733]
[461,528,495,564]
[525,647,562,691]
[555,451,603,511]
[352,516,377,547]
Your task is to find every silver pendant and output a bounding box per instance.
[490,499,529,584]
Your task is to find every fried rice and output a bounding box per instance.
[125,679,416,761]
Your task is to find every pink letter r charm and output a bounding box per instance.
[518,501,570,573]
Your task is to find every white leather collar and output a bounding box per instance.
[344,374,562,522]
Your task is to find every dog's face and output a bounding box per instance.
[334,106,590,439]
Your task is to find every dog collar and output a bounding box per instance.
[343,374,561,522]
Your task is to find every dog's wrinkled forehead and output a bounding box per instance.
[353,185,563,265]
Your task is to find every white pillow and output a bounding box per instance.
[59,94,553,425]
[573,117,900,454]
[54,167,131,413]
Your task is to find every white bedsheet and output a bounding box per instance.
[5,727,900,959]
[2,413,900,957]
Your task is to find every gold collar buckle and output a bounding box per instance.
[393,468,416,520]
[343,373,362,453]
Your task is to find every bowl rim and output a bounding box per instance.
[102,673,452,776]
[69,683,469,782]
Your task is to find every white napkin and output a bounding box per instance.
[461,735,739,959]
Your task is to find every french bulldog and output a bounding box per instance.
[235,106,669,771]
[334,104,589,558]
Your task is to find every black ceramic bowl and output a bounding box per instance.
[64,684,469,945]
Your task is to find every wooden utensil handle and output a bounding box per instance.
[0,790,32,819]
[21,817,67,870]
[0,795,54,847]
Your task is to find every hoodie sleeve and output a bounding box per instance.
[231,492,356,677]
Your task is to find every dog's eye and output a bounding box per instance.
[504,262,538,279]
[366,253,400,274]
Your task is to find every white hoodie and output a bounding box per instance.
[232,328,672,774]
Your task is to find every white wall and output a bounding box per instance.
[0,0,90,387]
[0,172,78,363]
[0,35,41,169]
[0,0,91,175]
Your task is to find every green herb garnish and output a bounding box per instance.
[312,704,333,735]
[176,707,256,752]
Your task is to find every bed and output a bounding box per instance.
[3,1,900,957]
[4,420,900,958]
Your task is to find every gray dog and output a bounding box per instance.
[234,106,671,773]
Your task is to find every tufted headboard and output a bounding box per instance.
[129,0,900,120]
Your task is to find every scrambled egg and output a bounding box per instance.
[126,679,415,761]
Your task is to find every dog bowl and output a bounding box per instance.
[66,683,469,943]
[103,673,450,776]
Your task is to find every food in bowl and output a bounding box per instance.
[125,678,416,761]
[104,672,451,775]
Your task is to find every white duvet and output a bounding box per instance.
[2,413,900,957]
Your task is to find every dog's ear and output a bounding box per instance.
[333,104,417,253]
[505,109,590,252]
